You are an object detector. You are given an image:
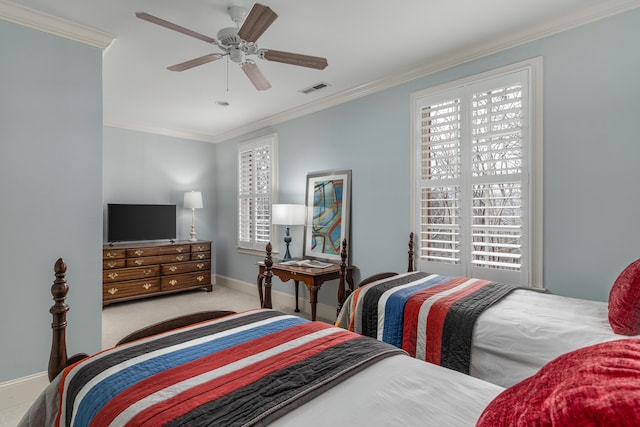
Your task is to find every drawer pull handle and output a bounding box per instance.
[197,263,204,269]
[108,288,118,295]
[197,275,205,282]
[177,247,184,253]
[169,279,178,286]
[169,266,178,272]
[108,272,118,280]
[197,254,205,259]
[107,262,117,268]
[196,246,205,251]
[176,255,184,261]
[135,259,144,265]
[143,269,152,275]
[142,283,152,290]
[106,251,117,258]
[135,250,144,256]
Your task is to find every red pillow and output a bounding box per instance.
[476,339,640,427]
[609,258,640,335]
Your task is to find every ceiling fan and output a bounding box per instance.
[135,3,328,91]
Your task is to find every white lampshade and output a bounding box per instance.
[272,204,306,226]
[184,191,203,209]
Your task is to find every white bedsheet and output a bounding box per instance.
[471,289,633,387]
[21,354,503,427]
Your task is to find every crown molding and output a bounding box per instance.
[102,1,639,143]
[0,0,114,49]
[211,1,639,143]
[103,120,217,144]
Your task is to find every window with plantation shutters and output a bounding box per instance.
[412,60,542,287]
[238,134,277,252]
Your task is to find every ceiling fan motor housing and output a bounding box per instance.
[217,27,241,46]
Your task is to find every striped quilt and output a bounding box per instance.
[336,271,521,374]
[56,310,403,427]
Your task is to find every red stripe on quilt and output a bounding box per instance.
[95,322,353,426]
[348,287,366,331]
[424,279,491,365]
[401,276,471,357]
[133,329,356,426]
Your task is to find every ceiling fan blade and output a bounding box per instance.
[168,54,223,71]
[135,12,217,44]
[261,49,328,70]
[237,3,278,43]
[240,62,271,91]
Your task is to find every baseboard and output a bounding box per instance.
[0,371,48,412]
[215,274,337,323]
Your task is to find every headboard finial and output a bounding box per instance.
[49,258,70,381]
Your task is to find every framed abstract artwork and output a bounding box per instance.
[303,169,351,263]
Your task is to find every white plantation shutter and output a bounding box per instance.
[238,134,277,251]
[470,80,525,278]
[419,99,462,266]
[413,65,539,286]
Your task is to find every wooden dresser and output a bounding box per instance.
[102,240,212,306]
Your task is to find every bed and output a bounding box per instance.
[20,255,640,426]
[20,257,504,426]
[336,233,640,388]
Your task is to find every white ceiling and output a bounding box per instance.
[5,0,639,142]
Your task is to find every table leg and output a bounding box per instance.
[310,285,318,321]
[294,280,300,312]
[257,272,264,308]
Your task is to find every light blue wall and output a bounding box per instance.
[0,21,103,382]
[103,127,217,253]
[3,7,638,385]
[215,8,640,304]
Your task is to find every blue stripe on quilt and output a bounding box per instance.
[72,315,306,426]
[381,275,453,347]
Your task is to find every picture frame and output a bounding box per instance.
[303,169,352,263]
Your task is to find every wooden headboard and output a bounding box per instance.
[47,258,237,382]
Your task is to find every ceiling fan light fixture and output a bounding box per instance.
[229,47,245,63]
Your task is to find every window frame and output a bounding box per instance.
[237,133,278,255]
[410,58,543,288]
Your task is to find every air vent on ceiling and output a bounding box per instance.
[299,82,330,94]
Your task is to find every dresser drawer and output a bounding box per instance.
[191,251,211,261]
[126,253,190,267]
[103,248,126,260]
[161,272,210,290]
[103,259,126,270]
[103,278,161,301]
[102,240,211,306]
[161,260,210,275]
[103,265,160,283]
[126,244,190,258]
[191,242,211,253]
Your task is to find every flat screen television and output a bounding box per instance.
[107,204,176,243]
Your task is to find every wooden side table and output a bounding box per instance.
[257,262,355,321]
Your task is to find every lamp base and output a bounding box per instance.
[282,226,293,261]
[189,208,198,242]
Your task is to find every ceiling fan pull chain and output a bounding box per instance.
[226,56,230,92]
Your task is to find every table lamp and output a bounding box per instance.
[272,204,306,260]
[184,190,203,242]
